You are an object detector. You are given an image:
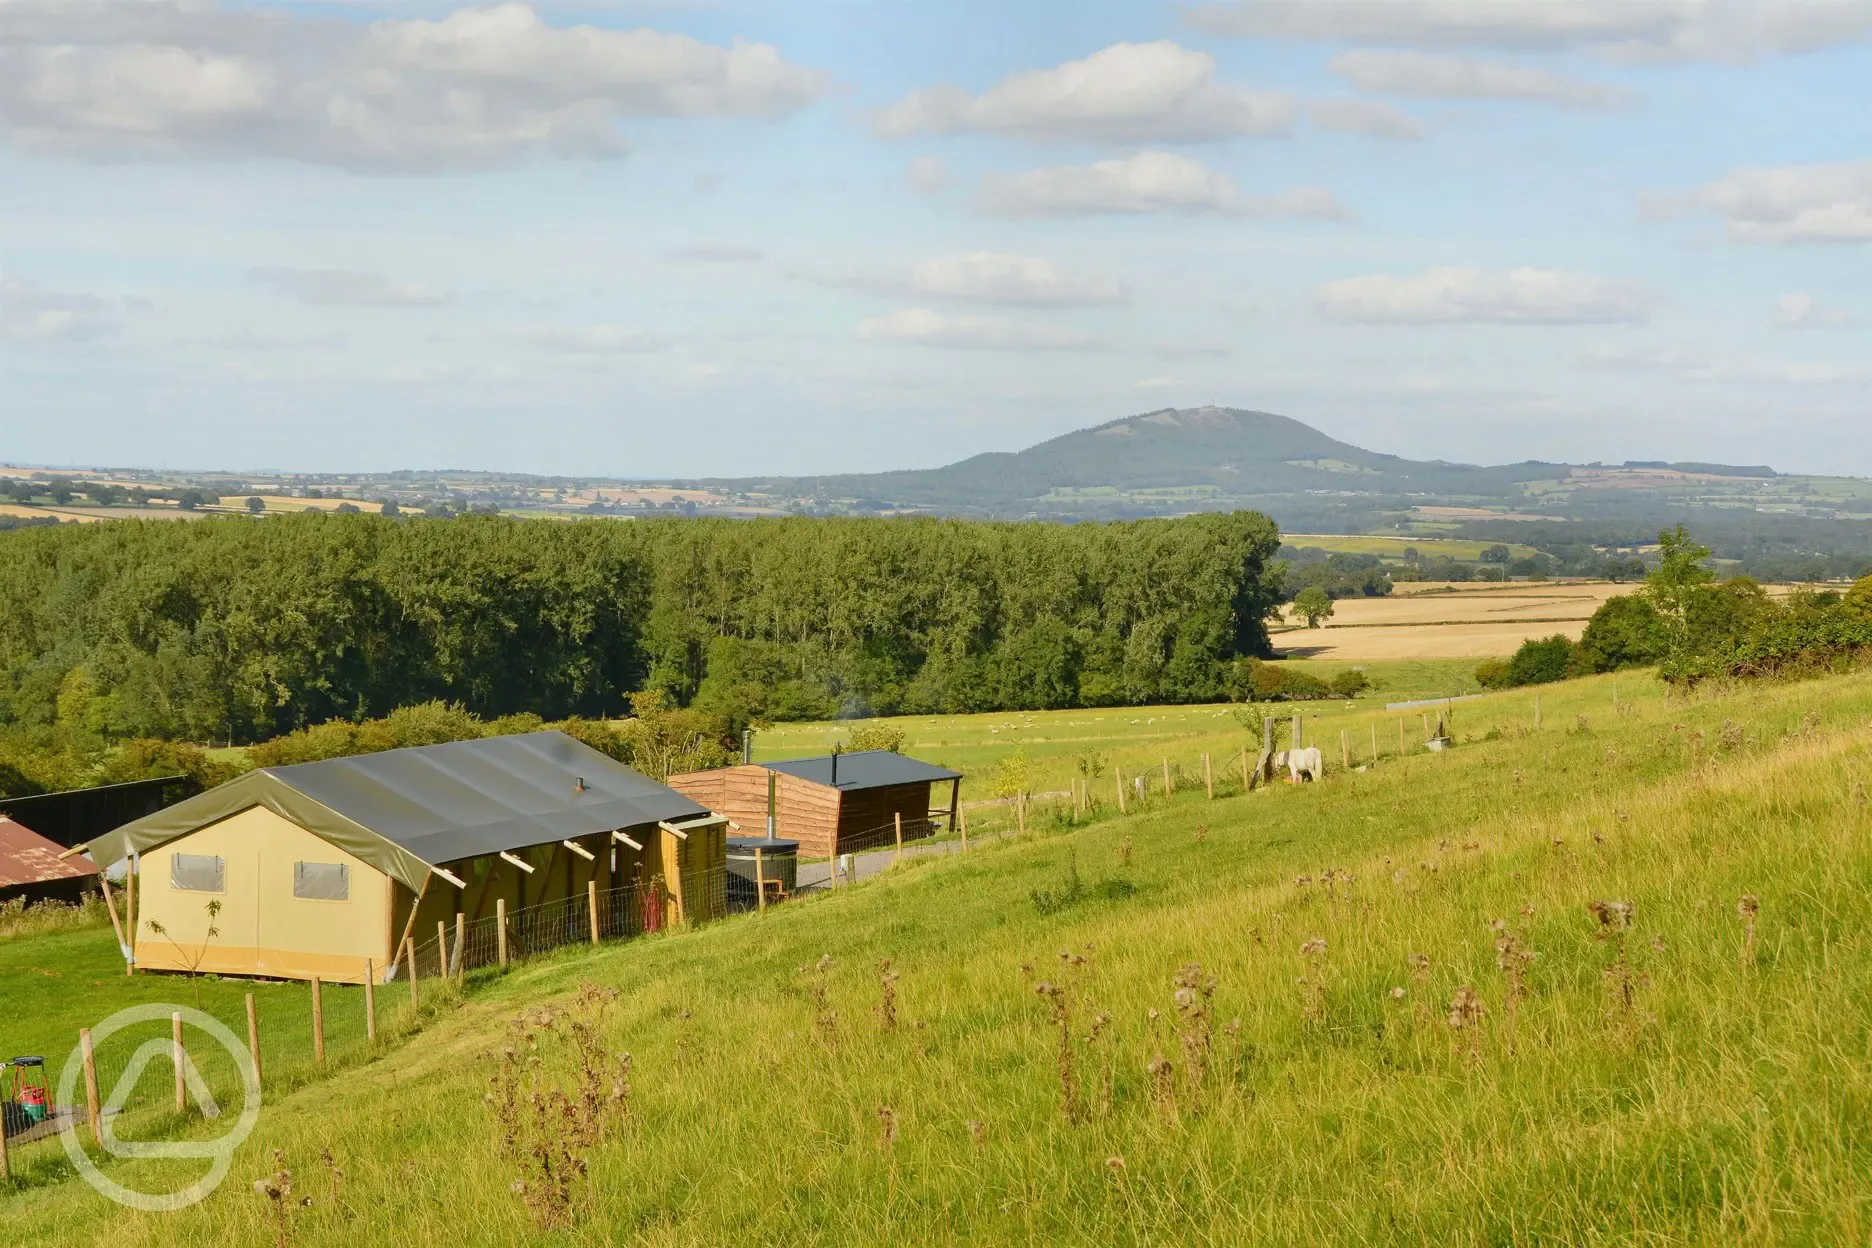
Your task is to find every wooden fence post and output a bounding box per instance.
[81,1027,102,1147]
[588,880,600,946]
[496,898,509,968]
[405,937,419,1010]
[1422,712,1430,742]
[1240,746,1250,793]
[172,1012,186,1114]
[363,961,377,1043]
[1341,730,1349,770]
[1016,791,1026,835]
[437,920,449,978]
[454,913,465,985]
[894,812,903,864]
[1162,758,1173,797]
[754,846,767,914]
[1370,723,1377,763]
[959,805,969,852]
[311,977,325,1066]
[1115,765,1126,814]
[0,1075,9,1179]
[1204,752,1213,800]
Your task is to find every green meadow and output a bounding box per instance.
[4,667,1871,1244]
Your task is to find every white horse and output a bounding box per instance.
[1277,746,1323,783]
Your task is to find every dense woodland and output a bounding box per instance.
[0,511,1283,776]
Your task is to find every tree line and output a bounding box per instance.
[0,510,1284,766]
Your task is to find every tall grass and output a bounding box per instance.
[4,670,1871,1243]
[0,893,109,944]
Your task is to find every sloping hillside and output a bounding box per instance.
[8,669,1872,1243]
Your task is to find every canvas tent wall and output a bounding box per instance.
[86,731,724,984]
[669,750,961,860]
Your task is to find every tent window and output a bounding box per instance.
[294,862,350,902]
[170,853,225,893]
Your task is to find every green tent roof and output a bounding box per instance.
[87,732,707,892]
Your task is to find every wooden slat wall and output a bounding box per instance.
[668,766,843,858]
[836,782,937,853]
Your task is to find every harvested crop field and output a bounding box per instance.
[1275,580,1799,660]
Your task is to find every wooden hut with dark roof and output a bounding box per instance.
[669,750,961,860]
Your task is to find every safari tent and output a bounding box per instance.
[669,750,961,860]
[0,815,98,905]
[85,732,726,985]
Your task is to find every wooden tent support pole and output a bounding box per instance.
[98,873,126,954]
[404,937,419,1009]
[81,1027,102,1147]
[124,857,137,977]
[311,978,325,1065]
[363,961,377,1042]
[393,871,434,980]
[172,1012,186,1114]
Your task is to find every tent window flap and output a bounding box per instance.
[171,853,226,893]
[294,861,350,901]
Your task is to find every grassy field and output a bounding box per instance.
[6,666,1872,1243]
[753,658,1484,801]
[1283,533,1541,560]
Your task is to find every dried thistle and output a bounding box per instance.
[1172,962,1219,1103]
[1738,894,1760,968]
[319,1147,345,1211]
[1447,986,1484,1064]
[1297,937,1329,1024]
[876,1103,898,1152]
[876,958,900,1033]
[1491,919,1537,1051]
[966,1119,986,1150]
[1118,837,1133,869]
[1194,823,1209,844]
[1034,980,1080,1124]
[253,1149,309,1248]
[803,956,838,1049]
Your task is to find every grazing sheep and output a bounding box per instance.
[1283,746,1324,783]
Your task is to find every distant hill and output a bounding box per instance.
[693,407,1566,517]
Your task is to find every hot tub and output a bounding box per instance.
[725,838,800,911]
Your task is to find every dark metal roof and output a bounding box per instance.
[0,816,98,890]
[88,732,707,891]
[269,731,707,866]
[761,750,961,791]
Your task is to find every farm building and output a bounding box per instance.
[84,732,726,985]
[669,750,961,860]
[0,815,98,905]
[0,773,196,850]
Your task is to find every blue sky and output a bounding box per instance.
[1,0,1869,478]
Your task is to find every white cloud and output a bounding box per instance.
[980,150,1346,220]
[1668,163,1872,243]
[521,324,670,354]
[0,3,828,171]
[874,41,1293,143]
[856,308,1109,351]
[252,268,451,307]
[1580,342,1861,384]
[0,271,116,342]
[1308,98,1424,138]
[1184,0,1872,61]
[1331,50,1626,107]
[907,253,1129,307]
[665,244,764,262]
[906,155,947,193]
[1318,266,1652,324]
[1773,293,1853,328]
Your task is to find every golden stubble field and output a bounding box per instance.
[1276,581,1799,661]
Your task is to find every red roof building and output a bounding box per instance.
[0,815,98,904]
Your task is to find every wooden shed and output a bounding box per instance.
[0,815,99,906]
[669,750,961,860]
[84,732,726,984]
